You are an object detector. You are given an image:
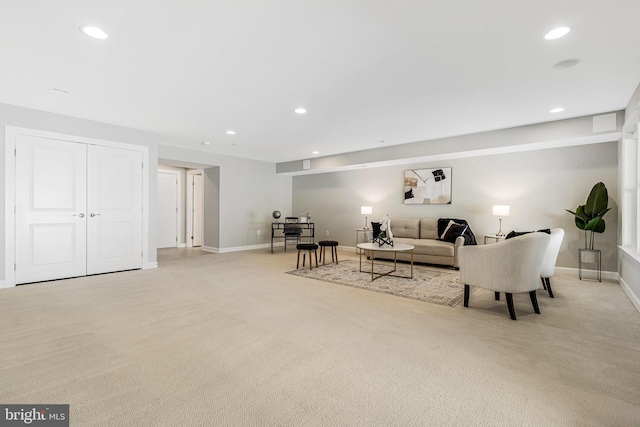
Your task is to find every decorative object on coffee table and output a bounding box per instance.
[372,214,394,247]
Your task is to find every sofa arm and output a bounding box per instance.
[453,235,465,268]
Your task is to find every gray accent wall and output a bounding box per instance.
[293,141,619,272]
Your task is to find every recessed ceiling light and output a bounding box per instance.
[312,151,319,155]
[544,27,570,40]
[202,141,211,146]
[294,108,307,114]
[550,107,565,113]
[553,58,580,70]
[51,88,68,95]
[226,130,236,135]
[80,26,108,40]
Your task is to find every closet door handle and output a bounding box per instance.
[90,213,101,217]
[73,213,85,218]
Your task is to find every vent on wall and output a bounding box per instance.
[302,159,311,170]
[593,113,617,133]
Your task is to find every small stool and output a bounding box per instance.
[318,240,339,265]
[296,243,319,270]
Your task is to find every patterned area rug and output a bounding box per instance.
[287,259,472,307]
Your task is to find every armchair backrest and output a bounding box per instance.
[540,228,565,278]
[459,232,550,293]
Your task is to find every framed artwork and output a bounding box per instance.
[403,168,452,204]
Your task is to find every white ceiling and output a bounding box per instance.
[1,1,639,163]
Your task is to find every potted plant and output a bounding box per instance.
[565,182,610,263]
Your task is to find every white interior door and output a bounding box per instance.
[157,170,179,248]
[193,174,203,247]
[15,135,88,284]
[87,145,143,274]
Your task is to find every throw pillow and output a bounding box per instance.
[440,220,461,239]
[441,222,468,243]
[505,229,551,239]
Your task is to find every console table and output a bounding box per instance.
[271,222,315,253]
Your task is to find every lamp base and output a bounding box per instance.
[363,215,369,230]
[496,217,505,236]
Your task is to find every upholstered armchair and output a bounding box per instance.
[459,232,550,320]
[540,228,565,298]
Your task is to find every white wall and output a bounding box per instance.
[619,82,640,310]
[0,102,161,281]
[293,141,619,272]
[0,102,292,284]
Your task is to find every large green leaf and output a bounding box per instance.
[584,182,608,218]
[584,216,606,233]
[565,206,589,230]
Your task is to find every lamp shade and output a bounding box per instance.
[361,206,373,215]
[492,205,510,217]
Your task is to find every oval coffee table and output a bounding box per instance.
[356,242,414,281]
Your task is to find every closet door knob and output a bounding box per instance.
[90,213,101,217]
[73,213,85,218]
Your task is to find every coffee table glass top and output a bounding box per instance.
[356,243,414,252]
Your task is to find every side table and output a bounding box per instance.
[484,234,506,244]
[355,228,369,253]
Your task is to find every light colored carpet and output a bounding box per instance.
[1,248,640,426]
[287,259,472,307]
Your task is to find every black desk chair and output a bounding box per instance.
[283,217,302,251]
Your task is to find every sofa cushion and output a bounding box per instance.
[420,218,439,240]
[389,218,420,239]
[408,238,455,257]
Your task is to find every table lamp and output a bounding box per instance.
[492,205,510,236]
[361,206,372,230]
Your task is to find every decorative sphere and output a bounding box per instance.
[272,210,281,220]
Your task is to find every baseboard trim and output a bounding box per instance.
[620,276,640,313]
[201,246,219,254]
[178,243,187,248]
[143,262,158,270]
[217,243,273,253]
[555,267,618,282]
[0,279,12,289]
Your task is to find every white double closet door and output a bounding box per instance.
[15,135,143,284]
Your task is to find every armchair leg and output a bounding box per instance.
[529,290,540,314]
[541,277,547,290]
[495,292,500,301]
[545,278,554,298]
[464,284,470,307]
[505,293,516,320]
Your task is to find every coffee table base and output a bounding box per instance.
[359,248,414,281]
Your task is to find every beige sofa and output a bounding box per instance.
[364,218,466,268]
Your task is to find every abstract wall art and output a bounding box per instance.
[403,168,452,204]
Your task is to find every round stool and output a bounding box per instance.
[318,240,339,265]
[296,243,319,270]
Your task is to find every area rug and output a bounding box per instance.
[287,260,473,307]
